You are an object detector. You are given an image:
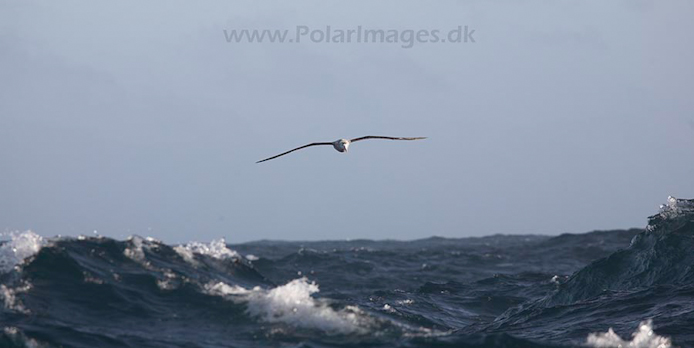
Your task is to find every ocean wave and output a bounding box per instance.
[0,197,692,347]
[471,197,694,347]
[550,197,694,305]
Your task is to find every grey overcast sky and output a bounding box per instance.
[1,1,693,243]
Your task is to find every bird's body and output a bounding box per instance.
[332,139,350,152]
[256,136,425,163]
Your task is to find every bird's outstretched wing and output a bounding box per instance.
[349,136,427,142]
[256,142,332,163]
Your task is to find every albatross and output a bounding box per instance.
[256,136,427,163]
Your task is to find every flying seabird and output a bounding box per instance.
[256,136,427,163]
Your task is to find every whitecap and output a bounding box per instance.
[587,320,672,348]
[205,277,368,333]
[174,238,240,265]
[183,238,239,259]
[647,196,694,231]
[0,231,45,273]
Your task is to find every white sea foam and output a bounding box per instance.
[3,326,44,348]
[0,231,46,273]
[123,236,153,267]
[0,232,45,314]
[587,320,672,348]
[174,238,240,265]
[205,278,367,333]
[206,281,254,296]
[0,282,32,313]
[156,270,179,291]
[551,275,568,285]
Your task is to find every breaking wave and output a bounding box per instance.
[205,277,371,333]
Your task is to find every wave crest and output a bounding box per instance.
[206,277,368,333]
[587,320,672,348]
[0,231,46,273]
[174,238,240,266]
[647,196,694,232]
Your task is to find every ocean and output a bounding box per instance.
[1,196,692,348]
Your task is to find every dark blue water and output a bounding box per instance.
[1,197,692,348]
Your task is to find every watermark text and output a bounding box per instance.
[223,25,476,48]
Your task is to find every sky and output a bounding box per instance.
[1,1,693,243]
